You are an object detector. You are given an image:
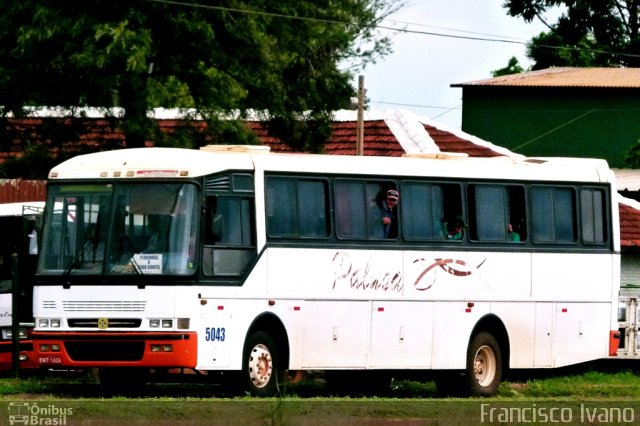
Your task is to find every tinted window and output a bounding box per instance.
[401,182,462,241]
[335,180,396,239]
[531,187,576,243]
[266,177,329,238]
[469,185,526,242]
[581,188,607,244]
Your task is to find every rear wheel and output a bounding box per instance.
[465,332,502,396]
[242,331,279,397]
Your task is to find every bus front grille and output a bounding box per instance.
[65,341,145,361]
[68,318,142,328]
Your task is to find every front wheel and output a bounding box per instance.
[465,331,502,396]
[242,331,279,396]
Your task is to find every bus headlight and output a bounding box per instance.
[38,318,62,328]
[39,344,61,353]
[149,319,174,328]
[1,328,28,340]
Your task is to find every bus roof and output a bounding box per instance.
[48,147,614,184]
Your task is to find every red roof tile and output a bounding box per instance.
[3,113,639,249]
[423,124,504,157]
[619,201,640,247]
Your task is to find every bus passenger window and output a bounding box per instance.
[581,188,607,244]
[402,182,463,241]
[469,185,526,242]
[335,180,398,240]
[265,177,329,238]
[531,186,576,243]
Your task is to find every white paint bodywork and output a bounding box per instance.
[35,148,621,372]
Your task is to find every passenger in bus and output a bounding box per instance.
[380,189,399,238]
[507,224,521,242]
[442,216,465,240]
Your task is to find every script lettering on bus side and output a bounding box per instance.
[331,251,403,293]
[413,257,487,291]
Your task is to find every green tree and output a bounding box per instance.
[0,0,401,157]
[491,56,525,77]
[503,0,639,69]
[624,139,640,168]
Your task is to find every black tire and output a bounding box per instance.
[242,331,279,397]
[465,331,502,396]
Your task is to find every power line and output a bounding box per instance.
[146,0,640,59]
[377,23,640,59]
[144,0,352,25]
[144,0,640,116]
[370,100,460,110]
[384,19,528,42]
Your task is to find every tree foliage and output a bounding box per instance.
[0,0,400,167]
[503,0,640,69]
[492,56,525,77]
[624,139,640,168]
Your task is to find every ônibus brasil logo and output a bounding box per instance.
[8,402,73,425]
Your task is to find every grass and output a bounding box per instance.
[2,366,640,425]
[3,365,640,399]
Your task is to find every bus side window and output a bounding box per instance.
[531,186,576,243]
[265,177,329,238]
[581,188,607,244]
[401,182,444,240]
[203,196,255,278]
[469,184,526,242]
[335,179,398,240]
[208,213,223,243]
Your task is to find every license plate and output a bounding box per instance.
[38,356,62,364]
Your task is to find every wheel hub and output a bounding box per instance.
[474,345,495,386]
[249,344,273,388]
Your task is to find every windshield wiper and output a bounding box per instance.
[62,236,100,277]
[115,235,146,288]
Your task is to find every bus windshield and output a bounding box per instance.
[38,182,199,276]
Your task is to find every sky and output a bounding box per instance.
[357,0,561,129]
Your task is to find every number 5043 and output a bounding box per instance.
[205,327,226,342]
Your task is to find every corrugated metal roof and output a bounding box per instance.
[0,180,46,203]
[452,67,640,89]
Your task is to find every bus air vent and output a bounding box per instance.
[205,175,231,191]
[62,301,146,312]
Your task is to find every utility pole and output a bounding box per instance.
[356,75,365,156]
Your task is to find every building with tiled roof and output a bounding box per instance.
[1,108,515,163]
[451,67,640,167]
[2,107,639,254]
[619,196,640,248]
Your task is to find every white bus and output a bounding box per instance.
[32,146,620,396]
